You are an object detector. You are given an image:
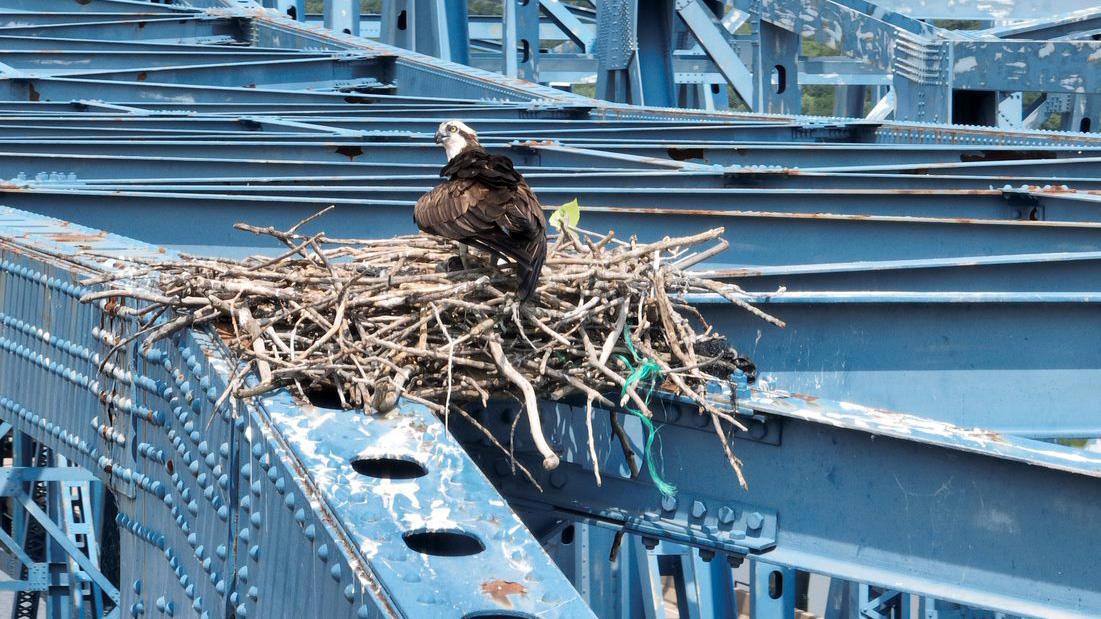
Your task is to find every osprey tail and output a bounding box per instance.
[517,235,547,301]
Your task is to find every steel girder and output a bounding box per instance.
[313,0,1101,127]
[0,1,1098,618]
[0,207,594,618]
[0,0,1095,432]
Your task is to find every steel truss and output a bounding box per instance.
[299,0,1101,129]
[0,1,1097,618]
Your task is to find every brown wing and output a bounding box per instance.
[414,178,547,298]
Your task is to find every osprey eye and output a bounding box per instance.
[449,125,457,133]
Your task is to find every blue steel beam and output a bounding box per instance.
[1,135,1100,171]
[63,56,394,90]
[0,13,192,27]
[3,136,1100,168]
[0,34,278,52]
[0,206,593,619]
[982,7,1101,40]
[0,51,342,74]
[1,3,1101,616]
[455,389,1101,617]
[18,182,1101,227]
[3,0,196,11]
[872,0,1100,20]
[0,16,246,43]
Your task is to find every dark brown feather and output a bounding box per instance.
[414,147,547,299]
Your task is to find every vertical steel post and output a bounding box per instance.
[515,0,543,82]
[756,20,801,114]
[323,0,360,36]
[435,0,469,64]
[835,85,868,118]
[751,560,796,618]
[635,0,676,107]
[503,0,519,77]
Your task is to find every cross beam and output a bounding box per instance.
[457,388,1101,617]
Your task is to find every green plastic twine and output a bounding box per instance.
[617,324,677,498]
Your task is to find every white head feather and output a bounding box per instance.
[435,120,478,161]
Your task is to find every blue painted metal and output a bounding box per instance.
[455,385,1101,617]
[1,1,1101,617]
[0,206,592,618]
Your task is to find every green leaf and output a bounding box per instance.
[548,198,580,229]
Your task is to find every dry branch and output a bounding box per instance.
[83,218,779,489]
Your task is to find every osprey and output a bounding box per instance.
[414,120,547,300]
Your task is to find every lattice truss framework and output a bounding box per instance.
[0,1,1097,618]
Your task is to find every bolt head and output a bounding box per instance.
[549,469,567,489]
[747,511,764,530]
[748,422,767,440]
[717,505,736,524]
[660,495,677,512]
[690,500,707,519]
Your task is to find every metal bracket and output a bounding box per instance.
[457,398,779,562]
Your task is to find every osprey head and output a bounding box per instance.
[435,120,478,161]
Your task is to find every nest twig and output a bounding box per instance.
[83,212,782,491]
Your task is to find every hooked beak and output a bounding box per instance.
[434,131,445,144]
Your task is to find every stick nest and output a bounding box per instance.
[83,210,783,489]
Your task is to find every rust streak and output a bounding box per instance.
[481,580,526,608]
[43,232,108,243]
